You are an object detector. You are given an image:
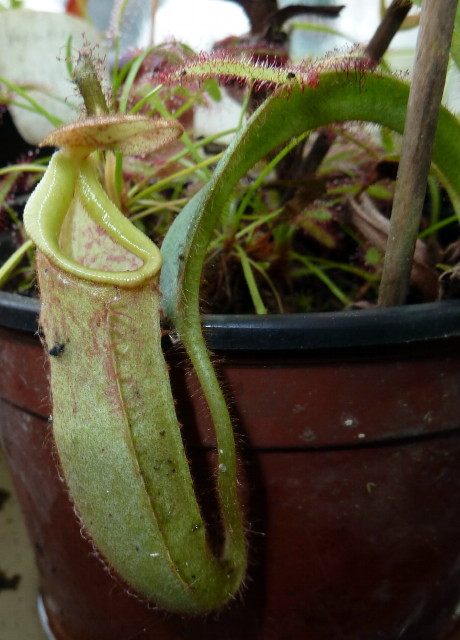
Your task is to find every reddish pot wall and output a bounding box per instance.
[2,322,460,640]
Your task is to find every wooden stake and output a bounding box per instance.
[366,0,413,62]
[378,0,458,307]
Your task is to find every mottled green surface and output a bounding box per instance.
[23,113,246,614]
[38,254,245,612]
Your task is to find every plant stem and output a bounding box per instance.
[365,0,413,62]
[378,0,457,307]
[73,51,109,116]
[0,239,34,288]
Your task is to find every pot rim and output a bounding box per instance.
[1,291,460,351]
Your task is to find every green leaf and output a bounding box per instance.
[202,77,222,101]
[364,247,383,266]
[161,70,460,325]
[451,7,460,70]
[235,245,267,314]
[118,47,154,113]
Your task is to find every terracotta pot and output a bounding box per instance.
[2,292,460,640]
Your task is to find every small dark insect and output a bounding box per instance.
[0,570,20,591]
[48,342,65,357]
[287,72,296,79]
[0,489,9,511]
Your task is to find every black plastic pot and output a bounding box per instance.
[2,290,460,349]
[2,292,460,640]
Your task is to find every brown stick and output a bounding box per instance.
[378,0,458,307]
[365,0,413,62]
[280,2,414,186]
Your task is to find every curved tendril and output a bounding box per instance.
[24,149,162,287]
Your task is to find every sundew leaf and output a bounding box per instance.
[160,69,460,329]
